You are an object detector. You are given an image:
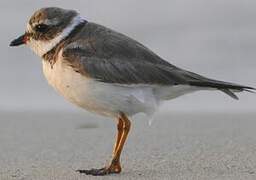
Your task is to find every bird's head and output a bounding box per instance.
[10,7,85,57]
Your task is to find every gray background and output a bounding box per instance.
[1,1,256,180]
[1,0,255,112]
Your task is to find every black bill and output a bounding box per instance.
[10,34,27,47]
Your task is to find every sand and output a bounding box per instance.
[0,111,256,180]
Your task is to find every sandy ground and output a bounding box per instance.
[0,111,256,180]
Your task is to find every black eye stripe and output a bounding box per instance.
[35,24,49,33]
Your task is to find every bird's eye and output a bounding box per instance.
[35,24,49,33]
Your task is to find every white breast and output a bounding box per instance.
[42,55,198,118]
[42,56,159,117]
[42,57,103,114]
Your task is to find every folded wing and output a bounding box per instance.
[62,22,255,99]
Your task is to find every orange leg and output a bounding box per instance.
[77,112,131,176]
[113,117,124,154]
[111,113,131,165]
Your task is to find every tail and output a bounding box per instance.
[189,80,255,100]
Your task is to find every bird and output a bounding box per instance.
[10,7,255,176]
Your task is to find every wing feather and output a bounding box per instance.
[62,22,188,85]
[61,22,255,98]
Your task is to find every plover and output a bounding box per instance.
[10,7,255,176]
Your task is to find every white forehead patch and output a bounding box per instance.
[26,23,33,33]
[27,15,84,57]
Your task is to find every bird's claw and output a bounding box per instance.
[77,165,121,176]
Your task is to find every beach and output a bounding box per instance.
[1,1,256,179]
[0,111,256,180]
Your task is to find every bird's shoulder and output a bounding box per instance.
[63,22,175,65]
[61,22,187,84]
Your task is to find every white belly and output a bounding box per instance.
[42,58,198,117]
[42,59,160,117]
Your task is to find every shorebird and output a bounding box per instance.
[10,7,255,176]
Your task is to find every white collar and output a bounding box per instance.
[27,15,85,57]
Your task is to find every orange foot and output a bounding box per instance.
[77,164,121,176]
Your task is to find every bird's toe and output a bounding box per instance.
[76,165,121,176]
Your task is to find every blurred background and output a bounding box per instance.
[1,2,256,179]
[1,0,256,113]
